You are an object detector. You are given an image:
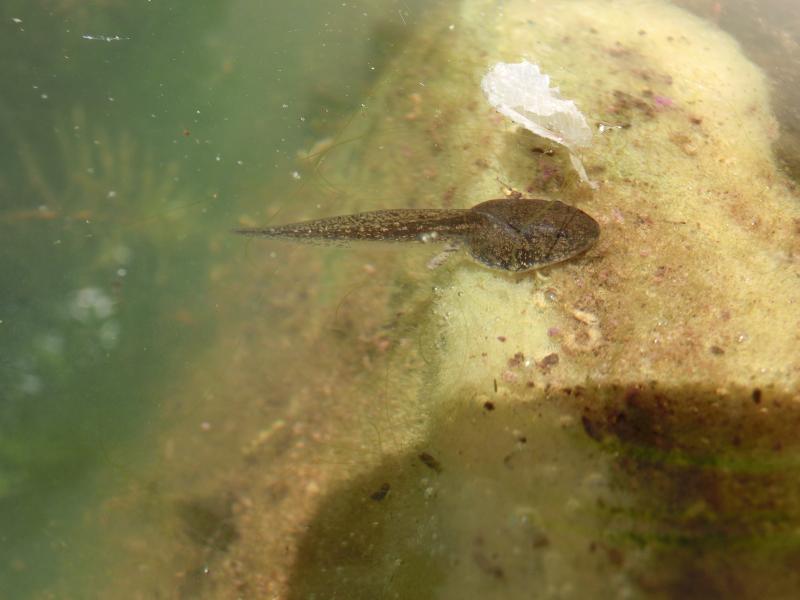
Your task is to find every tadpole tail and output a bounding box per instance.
[233,208,479,244]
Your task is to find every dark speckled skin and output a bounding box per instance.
[235,198,599,272]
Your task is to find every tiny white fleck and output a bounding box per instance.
[12,18,22,24]
[291,170,301,180]
[117,268,127,277]
[107,190,117,198]
[448,24,455,30]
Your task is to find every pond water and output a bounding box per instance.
[0,1,432,596]
[2,1,800,599]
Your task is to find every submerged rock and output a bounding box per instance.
[187,0,800,598]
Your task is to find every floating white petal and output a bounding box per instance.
[482,61,595,186]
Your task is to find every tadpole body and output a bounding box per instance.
[235,197,599,272]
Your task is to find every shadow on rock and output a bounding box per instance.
[287,382,800,599]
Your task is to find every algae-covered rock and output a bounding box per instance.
[181,0,800,598]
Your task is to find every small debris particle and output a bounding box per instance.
[611,90,654,117]
[709,345,725,356]
[690,116,703,125]
[418,452,442,473]
[532,534,549,548]
[497,336,507,342]
[752,388,762,404]
[654,95,673,107]
[473,551,504,579]
[493,378,498,393]
[531,146,555,155]
[581,415,603,441]
[483,401,495,411]
[81,34,130,42]
[507,352,525,368]
[538,353,560,372]
[501,369,518,383]
[370,482,391,501]
[572,308,599,325]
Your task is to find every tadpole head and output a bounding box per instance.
[466,198,600,271]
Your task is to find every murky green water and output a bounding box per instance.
[0,1,431,596]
